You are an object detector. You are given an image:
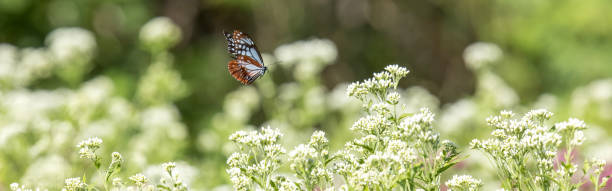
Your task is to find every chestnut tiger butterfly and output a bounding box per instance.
[223,30,267,85]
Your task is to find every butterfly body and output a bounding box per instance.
[224,30,267,85]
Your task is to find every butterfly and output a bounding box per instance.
[223,30,267,85]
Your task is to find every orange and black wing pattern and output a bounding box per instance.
[228,55,265,85]
[223,30,267,85]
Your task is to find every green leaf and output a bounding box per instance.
[250,176,263,188]
[270,179,278,191]
[353,142,374,153]
[542,174,561,186]
[399,113,412,120]
[157,184,171,191]
[411,179,426,189]
[435,162,457,176]
[435,155,468,176]
[325,155,340,165]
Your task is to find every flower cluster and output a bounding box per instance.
[571,78,612,121]
[9,183,41,191]
[0,16,191,189]
[336,65,465,190]
[463,42,502,70]
[105,152,123,189]
[288,131,333,190]
[136,17,188,106]
[159,162,189,191]
[584,158,610,191]
[471,109,607,190]
[227,127,289,191]
[46,27,96,64]
[11,137,193,191]
[0,45,53,87]
[224,65,475,191]
[136,58,188,105]
[274,38,337,81]
[77,137,103,168]
[46,27,97,84]
[139,17,182,52]
[62,177,87,191]
[347,64,409,102]
[129,173,150,188]
[445,175,483,191]
[0,27,96,87]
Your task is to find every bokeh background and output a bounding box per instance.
[1,0,612,190]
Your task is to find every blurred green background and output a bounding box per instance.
[1,0,612,190]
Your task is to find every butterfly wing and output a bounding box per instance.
[228,55,265,85]
[224,30,266,84]
[223,30,265,67]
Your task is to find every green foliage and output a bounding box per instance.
[2,1,612,190]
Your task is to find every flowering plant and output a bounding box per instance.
[226,65,481,191]
[471,110,610,190]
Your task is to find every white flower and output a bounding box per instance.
[351,115,390,133]
[227,153,249,167]
[63,177,87,191]
[274,38,337,67]
[136,60,188,105]
[0,44,18,81]
[227,167,250,191]
[524,109,553,121]
[308,130,329,148]
[327,83,361,110]
[588,158,607,174]
[293,60,321,80]
[111,152,123,163]
[260,126,283,144]
[472,109,594,188]
[532,94,558,111]
[371,102,391,115]
[223,86,260,122]
[463,42,502,70]
[570,131,585,146]
[139,17,182,50]
[112,177,123,187]
[163,162,177,173]
[398,108,435,138]
[445,174,483,191]
[555,118,587,132]
[20,154,70,188]
[386,92,400,105]
[289,144,317,166]
[17,48,53,84]
[10,183,19,191]
[140,105,187,140]
[384,64,410,78]
[68,77,113,112]
[500,110,514,118]
[438,99,476,134]
[478,71,519,107]
[570,79,612,119]
[401,86,440,113]
[277,178,300,191]
[346,81,368,99]
[46,27,96,64]
[10,182,44,191]
[77,137,102,148]
[129,173,149,187]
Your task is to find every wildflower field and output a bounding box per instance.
[1,0,612,191]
